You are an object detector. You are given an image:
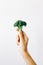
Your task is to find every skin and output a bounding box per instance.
[16,28,37,65]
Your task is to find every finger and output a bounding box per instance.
[18,35,20,42]
[17,35,20,45]
[16,28,24,40]
[23,31,29,45]
[16,28,19,31]
[19,31,26,47]
[19,31,24,42]
[23,31,28,38]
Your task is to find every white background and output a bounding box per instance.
[0,0,43,65]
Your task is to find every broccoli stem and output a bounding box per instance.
[18,26,23,31]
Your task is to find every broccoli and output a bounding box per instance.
[14,20,27,31]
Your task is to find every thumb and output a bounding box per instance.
[19,31,24,43]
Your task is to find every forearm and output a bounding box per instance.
[21,50,37,65]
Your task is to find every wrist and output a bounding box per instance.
[20,48,28,56]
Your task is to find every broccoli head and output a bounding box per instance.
[14,20,27,31]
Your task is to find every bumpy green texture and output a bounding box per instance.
[14,20,27,31]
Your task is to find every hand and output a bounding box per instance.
[16,28,37,65]
[16,28,29,52]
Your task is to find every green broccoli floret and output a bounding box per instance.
[14,20,27,31]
